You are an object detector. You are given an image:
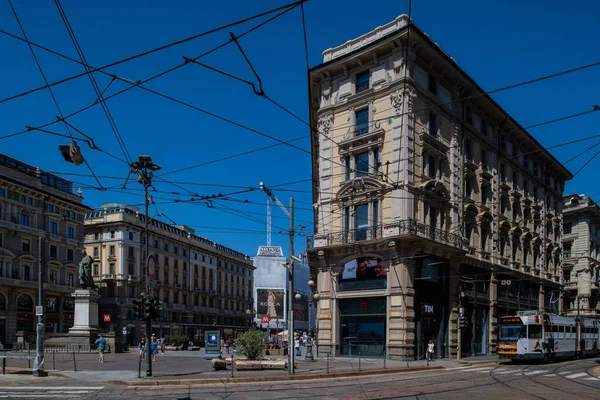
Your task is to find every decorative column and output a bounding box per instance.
[390,87,416,222]
[387,243,415,358]
[488,272,497,355]
[448,260,461,359]
[539,284,545,313]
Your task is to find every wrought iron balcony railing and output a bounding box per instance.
[312,218,463,250]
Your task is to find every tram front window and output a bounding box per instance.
[528,324,542,339]
[499,325,525,342]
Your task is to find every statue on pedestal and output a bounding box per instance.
[78,250,97,290]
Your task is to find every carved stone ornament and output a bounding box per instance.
[390,90,403,116]
[322,80,332,100]
[318,114,333,136]
[393,57,404,74]
[452,120,461,142]
[405,88,417,113]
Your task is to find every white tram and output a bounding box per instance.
[498,310,599,362]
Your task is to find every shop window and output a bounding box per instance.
[46,296,58,313]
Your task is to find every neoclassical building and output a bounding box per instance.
[0,153,90,346]
[307,15,572,359]
[84,204,255,344]
[562,194,600,317]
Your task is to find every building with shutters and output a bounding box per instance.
[0,153,90,347]
[84,204,254,344]
[307,15,572,359]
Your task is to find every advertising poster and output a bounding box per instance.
[294,293,309,322]
[342,257,386,281]
[256,289,284,320]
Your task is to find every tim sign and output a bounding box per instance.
[103,314,111,323]
[261,315,270,324]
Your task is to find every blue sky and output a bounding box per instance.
[1,0,599,257]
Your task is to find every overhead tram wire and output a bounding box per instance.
[0,0,307,106]
[7,0,104,189]
[1,21,599,186]
[0,2,304,155]
[53,0,132,164]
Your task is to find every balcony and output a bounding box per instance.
[313,219,463,250]
[478,164,492,181]
[417,130,449,154]
[128,275,140,282]
[193,306,217,313]
[173,303,185,310]
[102,274,115,280]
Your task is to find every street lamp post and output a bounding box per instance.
[130,155,161,377]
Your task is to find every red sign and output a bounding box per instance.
[359,302,368,311]
[261,315,269,324]
[103,314,111,323]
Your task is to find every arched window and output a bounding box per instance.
[16,294,33,311]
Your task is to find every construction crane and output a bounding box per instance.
[259,182,290,246]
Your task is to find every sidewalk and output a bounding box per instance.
[0,349,503,384]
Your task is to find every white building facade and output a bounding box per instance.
[307,15,572,359]
[562,194,600,317]
[252,246,315,335]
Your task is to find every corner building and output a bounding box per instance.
[307,15,572,359]
[0,153,90,346]
[84,204,254,344]
[562,194,600,317]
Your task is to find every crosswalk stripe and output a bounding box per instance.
[542,374,556,377]
[583,377,600,381]
[558,371,572,375]
[564,373,588,379]
[464,367,493,372]
[524,370,545,376]
[0,387,103,390]
[496,370,516,375]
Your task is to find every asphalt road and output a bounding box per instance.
[3,358,600,399]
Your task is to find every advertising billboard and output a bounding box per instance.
[256,289,285,320]
[293,293,309,322]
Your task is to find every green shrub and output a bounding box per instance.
[168,333,188,347]
[236,328,268,360]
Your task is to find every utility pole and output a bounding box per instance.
[131,155,161,377]
[288,197,295,375]
[33,236,45,377]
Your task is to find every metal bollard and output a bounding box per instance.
[358,351,361,371]
[28,350,31,368]
[406,354,409,368]
[73,352,77,372]
[326,353,330,374]
[2,349,6,375]
[427,355,429,367]
[383,351,386,369]
[231,354,234,378]
[138,358,142,378]
[52,350,56,370]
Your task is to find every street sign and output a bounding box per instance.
[103,314,111,323]
[261,315,269,324]
[147,254,156,278]
[35,306,43,316]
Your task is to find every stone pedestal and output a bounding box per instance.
[68,289,101,344]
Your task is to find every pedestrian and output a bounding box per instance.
[225,339,230,354]
[220,338,225,353]
[295,337,301,357]
[139,337,146,360]
[151,336,158,362]
[427,340,435,362]
[160,337,166,354]
[95,334,107,363]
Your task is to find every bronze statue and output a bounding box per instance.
[78,250,97,290]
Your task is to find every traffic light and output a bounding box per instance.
[58,141,84,166]
[133,296,145,320]
[150,299,163,320]
[144,298,153,320]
